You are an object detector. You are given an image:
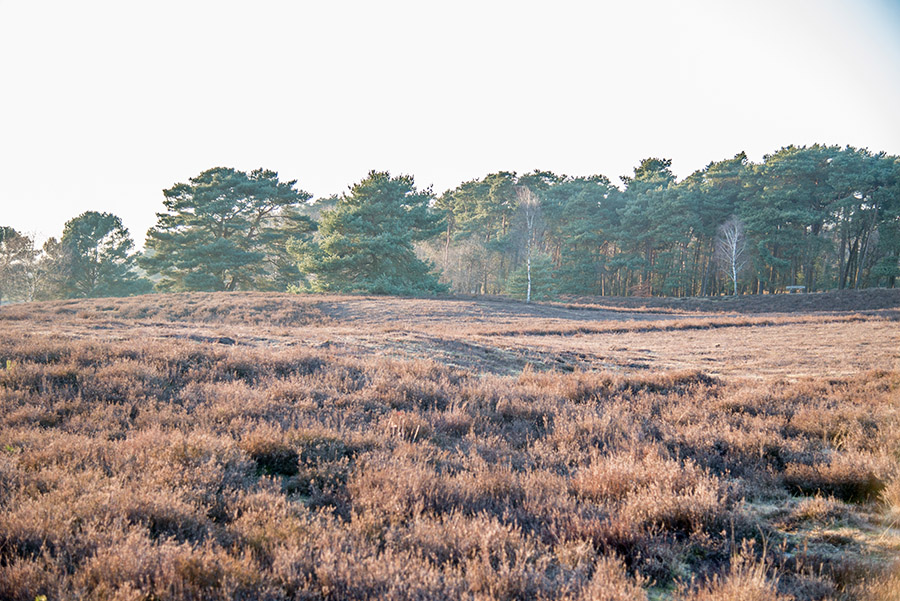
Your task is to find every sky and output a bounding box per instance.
[2,0,899,247]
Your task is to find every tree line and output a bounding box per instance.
[1,144,898,304]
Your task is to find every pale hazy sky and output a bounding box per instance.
[2,0,899,247]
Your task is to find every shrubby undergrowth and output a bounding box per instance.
[0,333,897,600]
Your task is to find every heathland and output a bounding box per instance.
[1,289,898,600]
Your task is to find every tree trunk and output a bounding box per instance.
[443,221,452,268]
[855,230,870,289]
[526,253,532,303]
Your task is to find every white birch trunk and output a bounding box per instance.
[526,253,532,303]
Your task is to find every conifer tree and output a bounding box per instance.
[293,171,445,294]
[142,167,313,291]
[56,212,151,298]
[0,227,37,303]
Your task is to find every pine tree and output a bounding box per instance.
[293,171,446,295]
[0,227,37,303]
[542,175,616,295]
[56,212,151,298]
[142,167,313,291]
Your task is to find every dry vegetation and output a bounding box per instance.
[0,290,898,600]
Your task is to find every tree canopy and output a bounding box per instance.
[418,146,900,296]
[292,171,446,295]
[8,146,900,302]
[141,167,314,291]
[0,227,37,304]
[47,212,151,299]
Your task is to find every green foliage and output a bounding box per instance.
[615,158,681,295]
[52,212,151,299]
[736,145,900,292]
[33,237,67,301]
[542,176,617,295]
[141,167,314,292]
[293,171,446,295]
[504,253,556,300]
[429,146,899,297]
[13,145,898,302]
[0,226,36,303]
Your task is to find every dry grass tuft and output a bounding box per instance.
[677,550,790,601]
[783,453,890,503]
[791,495,849,524]
[855,566,900,601]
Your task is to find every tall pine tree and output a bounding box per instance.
[142,167,314,291]
[293,171,445,294]
[56,212,151,298]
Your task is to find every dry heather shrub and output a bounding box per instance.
[493,394,549,427]
[539,405,641,467]
[1,320,897,600]
[179,379,253,412]
[119,486,209,542]
[291,427,357,463]
[0,553,60,601]
[0,360,80,397]
[554,539,597,572]
[228,486,312,560]
[677,551,790,601]
[350,449,535,527]
[45,291,334,326]
[881,476,900,515]
[78,359,165,403]
[366,359,455,411]
[787,403,886,455]
[577,555,648,601]
[382,410,433,442]
[349,455,450,522]
[572,449,727,533]
[269,511,468,600]
[546,509,642,560]
[622,474,725,535]
[454,459,526,504]
[434,406,475,436]
[383,511,491,566]
[573,451,658,503]
[855,566,900,601]
[313,542,460,600]
[783,451,890,503]
[515,368,616,404]
[239,424,298,476]
[462,518,552,600]
[283,430,356,500]
[75,529,263,600]
[790,495,848,524]
[159,430,253,483]
[0,453,22,505]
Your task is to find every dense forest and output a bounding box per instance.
[1,144,898,303]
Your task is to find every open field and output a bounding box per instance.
[2,290,896,377]
[1,290,898,600]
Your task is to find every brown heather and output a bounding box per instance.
[0,290,898,600]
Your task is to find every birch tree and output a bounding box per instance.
[714,216,749,295]
[515,185,541,302]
